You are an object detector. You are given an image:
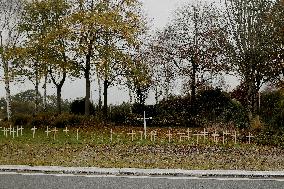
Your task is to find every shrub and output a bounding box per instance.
[11,114,31,126]
[70,98,95,115]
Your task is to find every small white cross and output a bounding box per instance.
[45,126,51,137]
[231,130,238,144]
[10,127,16,139]
[166,130,173,143]
[150,130,157,142]
[9,125,12,136]
[177,128,192,142]
[246,132,254,144]
[31,126,37,138]
[193,133,203,145]
[212,130,219,144]
[223,130,230,144]
[52,127,58,140]
[127,130,136,142]
[63,127,69,135]
[200,128,209,142]
[76,129,79,141]
[1,127,8,137]
[137,111,152,140]
[138,131,144,140]
[17,126,24,136]
[110,129,114,142]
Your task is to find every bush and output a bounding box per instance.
[70,98,95,115]
[11,114,31,126]
[260,90,284,129]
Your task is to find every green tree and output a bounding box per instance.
[0,0,23,120]
[70,0,145,116]
[150,1,227,107]
[20,0,73,114]
[222,0,282,117]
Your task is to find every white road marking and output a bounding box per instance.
[0,171,284,182]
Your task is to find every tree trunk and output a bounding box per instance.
[103,79,109,119]
[56,86,62,114]
[98,77,102,110]
[3,61,12,120]
[191,59,197,104]
[85,54,91,116]
[49,67,67,115]
[43,72,48,112]
[35,62,40,114]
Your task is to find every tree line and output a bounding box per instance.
[0,0,283,124]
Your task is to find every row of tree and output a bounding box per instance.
[148,0,284,119]
[0,0,284,122]
[1,0,148,120]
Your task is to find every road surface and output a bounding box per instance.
[0,172,283,189]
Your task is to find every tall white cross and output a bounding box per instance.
[31,126,37,139]
[137,111,152,140]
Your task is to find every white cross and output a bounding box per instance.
[127,130,136,142]
[200,128,209,142]
[223,130,230,144]
[10,127,16,139]
[137,111,152,140]
[150,130,157,142]
[16,126,19,137]
[231,130,238,144]
[52,127,58,140]
[17,126,24,136]
[45,127,51,137]
[138,131,144,140]
[3,127,9,137]
[9,125,12,136]
[212,130,219,144]
[166,130,173,143]
[177,128,192,142]
[193,133,203,145]
[246,132,254,144]
[63,127,69,135]
[76,129,79,141]
[31,126,37,138]
[110,129,114,142]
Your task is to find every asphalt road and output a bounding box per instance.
[0,172,283,189]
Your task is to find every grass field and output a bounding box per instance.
[0,125,283,171]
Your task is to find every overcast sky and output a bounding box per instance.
[0,0,238,105]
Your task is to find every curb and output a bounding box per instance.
[0,165,284,178]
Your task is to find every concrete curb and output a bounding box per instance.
[0,165,284,178]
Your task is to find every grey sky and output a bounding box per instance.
[0,0,239,105]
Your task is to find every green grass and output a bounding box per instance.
[0,125,283,171]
